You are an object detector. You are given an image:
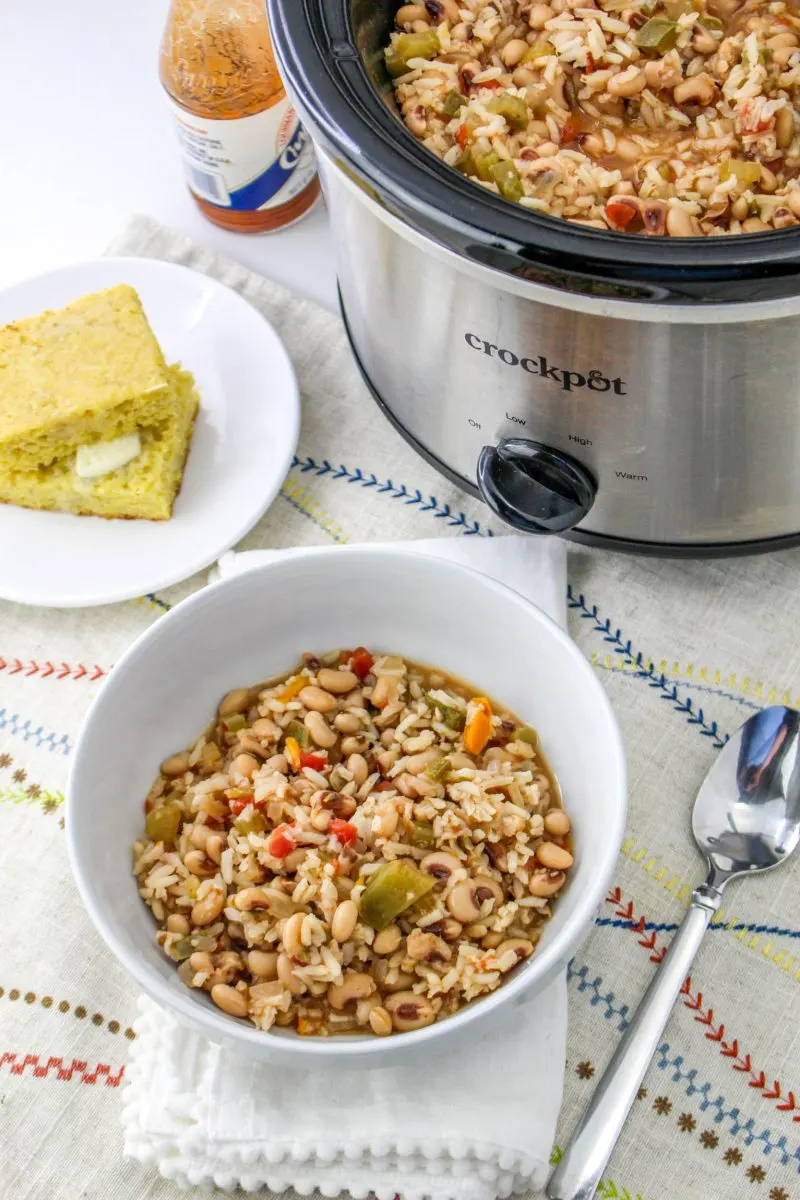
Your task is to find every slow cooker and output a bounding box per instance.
[267,0,800,554]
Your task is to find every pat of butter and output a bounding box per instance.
[75,433,142,480]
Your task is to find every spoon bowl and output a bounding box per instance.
[693,706,800,884]
[549,706,800,1200]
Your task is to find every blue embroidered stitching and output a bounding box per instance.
[567,588,729,749]
[567,961,800,1169]
[292,456,492,537]
[0,709,71,755]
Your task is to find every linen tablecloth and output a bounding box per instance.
[2,215,800,1200]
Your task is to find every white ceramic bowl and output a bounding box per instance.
[67,546,626,1066]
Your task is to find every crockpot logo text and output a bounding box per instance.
[464,333,627,395]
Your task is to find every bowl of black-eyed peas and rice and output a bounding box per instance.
[66,545,626,1066]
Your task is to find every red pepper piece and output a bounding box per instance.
[604,198,639,230]
[228,794,255,817]
[350,647,374,680]
[330,818,357,845]
[268,824,295,857]
[300,752,327,771]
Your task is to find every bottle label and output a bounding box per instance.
[167,97,317,211]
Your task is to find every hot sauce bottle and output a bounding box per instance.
[160,0,320,233]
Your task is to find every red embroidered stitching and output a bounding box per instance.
[606,888,799,1123]
[0,658,107,682]
[0,1052,124,1086]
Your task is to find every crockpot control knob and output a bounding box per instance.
[477,438,596,534]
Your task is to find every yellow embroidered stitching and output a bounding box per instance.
[281,477,350,544]
[592,653,800,708]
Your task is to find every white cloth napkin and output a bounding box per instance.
[122,534,569,1200]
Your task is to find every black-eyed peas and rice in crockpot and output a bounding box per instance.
[133,649,574,1037]
[386,0,800,235]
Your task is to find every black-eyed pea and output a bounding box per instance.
[251,717,281,739]
[311,808,332,832]
[230,753,260,782]
[282,911,305,956]
[405,748,440,775]
[497,937,534,968]
[210,983,249,1018]
[166,913,190,935]
[304,710,337,748]
[673,72,716,105]
[373,924,403,955]
[235,887,271,912]
[189,823,212,851]
[447,880,482,923]
[527,2,553,27]
[381,971,417,994]
[341,734,369,756]
[191,887,225,926]
[608,67,646,97]
[247,950,279,979]
[544,809,571,837]
[331,898,359,943]
[370,675,398,709]
[463,922,488,938]
[218,688,251,718]
[161,752,190,777]
[420,850,461,881]
[227,920,246,942]
[277,952,306,995]
[214,951,244,983]
[263,753,289,775]
[205,834,225,865]
[529,869,567,897]
[355,993,382,1025]
[666,205,696,237]
[328,972,376,1010]
[184,849,216,877]
[318,667,359,694]
[373,807,399,839]
[481,931,504,949]
[536,841,574,870]
[298,685,337,713]
[396,3,430,24]
[776,106,795,149]
[473,875,504,911]
[501,37,529,66]
[333,712,361,735]
[347,753,369,787]
[368,1005,393,1036]
[189,950,214,976]
[384,991,436,1032]
[319,791,357,819]
[406,929,452,963]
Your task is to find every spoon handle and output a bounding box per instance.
[547,885,721,1200]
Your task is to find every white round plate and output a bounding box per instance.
[0,258,300,607]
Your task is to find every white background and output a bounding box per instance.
[0,0,338,309]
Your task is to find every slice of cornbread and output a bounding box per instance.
[0,285,200,520]
[0,366,199,520]
[0,285,176,473]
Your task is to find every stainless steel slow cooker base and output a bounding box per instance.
[269,0,800,555]
[339,291,800,558]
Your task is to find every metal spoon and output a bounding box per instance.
[548,705,800,1200]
